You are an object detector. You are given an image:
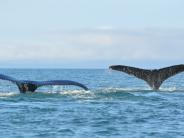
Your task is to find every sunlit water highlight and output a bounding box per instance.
[0,69,184,138]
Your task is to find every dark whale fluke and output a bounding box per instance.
[109,64,184,90]
[0,74,88,93]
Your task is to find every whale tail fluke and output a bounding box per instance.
[109,64,184,90]
[17,80,89,93]
[0,74,89,93]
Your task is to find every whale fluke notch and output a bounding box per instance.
[0,74,88,93]
[109,64,184,90]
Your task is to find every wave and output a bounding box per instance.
[96,87,184,93]
[1,87,184,100]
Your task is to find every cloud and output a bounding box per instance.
[49,28,184,60]
[0,28,184,67]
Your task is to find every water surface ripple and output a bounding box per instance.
[0,69,184,138]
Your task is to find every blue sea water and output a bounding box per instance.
[1,69,184,138]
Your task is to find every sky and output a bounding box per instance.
[0,0,184,68]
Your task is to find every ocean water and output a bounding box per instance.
[1,69,184,138]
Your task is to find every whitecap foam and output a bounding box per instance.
[158,87,184,92]
[59,90,90,95]
[98,87,152,93]
[0,92,18,98]
[39,89,96,99]
[159,87,177,92]
[97,86,184,93]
